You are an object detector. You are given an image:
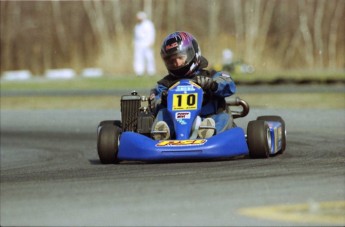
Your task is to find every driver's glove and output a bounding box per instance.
[195,76,218,92]
[148,92,157,112]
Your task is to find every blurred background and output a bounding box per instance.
[1,0,344,76]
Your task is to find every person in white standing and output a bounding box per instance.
[133,11,156,76]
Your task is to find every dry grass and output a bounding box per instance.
[1,96,121,110]
[1,93,344,110]
[2,74,344,110]
[240,93,345,109]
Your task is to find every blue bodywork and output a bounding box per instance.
[118,127,249,161]
[117,79,250,162]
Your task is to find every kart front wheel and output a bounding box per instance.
[97,120,122,135]
[97,125,121,164]
[247,120,271,158]
[257,115,286,153]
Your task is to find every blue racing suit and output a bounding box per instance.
[149,60,236,138]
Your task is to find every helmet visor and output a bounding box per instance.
[163,46,196,70]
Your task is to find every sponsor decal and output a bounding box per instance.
[156,139,207,147]
[176,112,191,119]
[176,85,195,92]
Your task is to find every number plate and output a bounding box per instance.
[172,93,198,110]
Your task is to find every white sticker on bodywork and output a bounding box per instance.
[176,112,191,119]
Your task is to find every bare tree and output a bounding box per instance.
[231,0,245,56]
[314,0,326,68]
[144,0,153,19]
[328,0,344,68]
[208,0,221,61]
[256,0,276,61]
[167,0,177,33]
[298,0,314,68]
[52,1,67,58]
[1,0,345,75]
[0,1,16,71]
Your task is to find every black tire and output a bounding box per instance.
[97,125,121,164]
[97,120,122,135]
[98,120,122,128]
[247,120,271,158]
[257,115,286,153]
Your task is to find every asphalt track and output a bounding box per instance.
[1,105,345,226]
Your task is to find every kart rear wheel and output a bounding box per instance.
[97,125,121,164]
[257,115,286,153]
[247,120,271,158]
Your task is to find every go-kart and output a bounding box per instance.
[97,79,286,164]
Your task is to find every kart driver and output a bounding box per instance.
[149,31,237,140]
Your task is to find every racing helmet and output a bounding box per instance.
[160,31,201,77]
